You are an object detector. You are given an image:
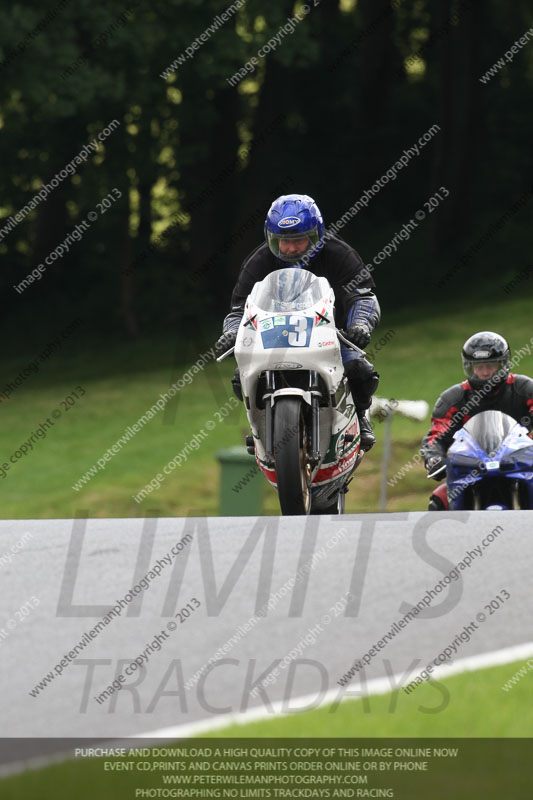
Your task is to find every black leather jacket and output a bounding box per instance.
[222,234,380,335]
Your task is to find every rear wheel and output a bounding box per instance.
[273,397,312,516]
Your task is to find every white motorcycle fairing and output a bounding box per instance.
[234,268,362,510]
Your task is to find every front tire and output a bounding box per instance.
[273,397,312,516]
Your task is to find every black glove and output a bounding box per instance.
[215,329,237,354]
[426,455,446,480]
[346,322,371,348]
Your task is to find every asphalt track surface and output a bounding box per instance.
[0,511,531,766]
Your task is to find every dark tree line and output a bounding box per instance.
[0,0,531,351]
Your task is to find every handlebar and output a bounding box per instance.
[216,346,235,363]
[427,464,447,480]
[336,330,366,356]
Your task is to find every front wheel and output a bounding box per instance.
[273,397,312,516]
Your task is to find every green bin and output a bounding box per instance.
[216,446,264,516]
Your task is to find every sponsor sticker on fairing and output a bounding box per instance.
[274,315,286,326]
[315,306,330,326]
[261,318,274,331]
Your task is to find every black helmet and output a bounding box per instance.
[461,331,510,390]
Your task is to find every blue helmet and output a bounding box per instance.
[264,194,325,265]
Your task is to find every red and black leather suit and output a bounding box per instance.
[421,374,533,508]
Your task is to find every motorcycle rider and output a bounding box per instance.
[215,193,381,450]
[421,331,533,510]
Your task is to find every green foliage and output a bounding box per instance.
[0,0,532,347]
[1,291,532,519]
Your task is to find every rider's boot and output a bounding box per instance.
[357,409,376,451]
[232,368,243,402]
[343,358,379,452]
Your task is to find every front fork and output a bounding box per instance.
[309,370,321,466]
[263,371,275,467]
[262,370,322,468]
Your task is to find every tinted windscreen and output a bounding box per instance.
[250,268,328,312]
[463,410,517,455]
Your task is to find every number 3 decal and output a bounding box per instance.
[288,316,307,347]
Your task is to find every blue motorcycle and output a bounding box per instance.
[446,410,533,510]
